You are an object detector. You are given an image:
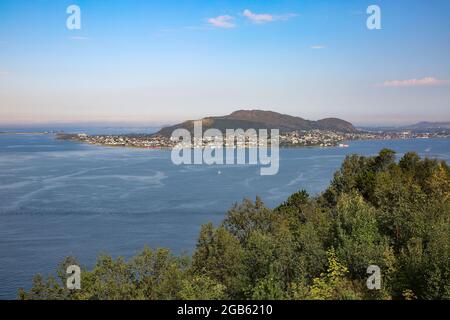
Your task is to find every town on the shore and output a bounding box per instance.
[57,129,450,149]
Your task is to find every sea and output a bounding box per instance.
[0,130,449,299]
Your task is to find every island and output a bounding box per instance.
[56,110,450,149]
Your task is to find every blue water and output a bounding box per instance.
[0,134,449,299]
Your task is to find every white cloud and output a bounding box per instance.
[207,15,236,28]
[69,36,90,41]
[380,77,450,87]
[243,9,298,24]
[243,9,274,23]
[310,45,326,49]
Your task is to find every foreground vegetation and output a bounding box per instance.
[19,150,450,300]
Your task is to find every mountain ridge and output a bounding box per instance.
[404,121,450,130]
[155,110,358,137]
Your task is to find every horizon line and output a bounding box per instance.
[1,119,449,129]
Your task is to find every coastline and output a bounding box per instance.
[55,133,450,150]
[0,132,51,135]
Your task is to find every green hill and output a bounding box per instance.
[155,110,358,137]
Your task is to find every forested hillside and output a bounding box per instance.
[19,150,450,300]
[155,110,357,137]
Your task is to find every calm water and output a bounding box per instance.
[0,134,449,299]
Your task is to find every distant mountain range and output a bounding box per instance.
[359,121,450,132]
[403,122,450,130]
[155,110,357,137]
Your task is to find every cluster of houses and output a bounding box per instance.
[279,130,346,147]
[74,130,347,149]
[75,134,175,148]
[67,128,450,149]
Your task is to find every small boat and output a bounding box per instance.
[339,143,350,148]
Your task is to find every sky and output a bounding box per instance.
[0,0,449,126]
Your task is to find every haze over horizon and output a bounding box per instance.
[1,0,449,126]
[1,109,448,129]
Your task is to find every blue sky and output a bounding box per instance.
[0,0,449,126]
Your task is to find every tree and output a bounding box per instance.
[307,249,362,300]
[192,224,245,298]
[330,193,388,277]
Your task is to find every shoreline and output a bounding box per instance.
[0,132,51,135]
[56,134,450,151]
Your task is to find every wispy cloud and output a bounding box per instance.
[0,71,8,76]
[242,9,298,24]
[69,36,90,41]
[243,9,273,23]
[154,25,211,38]
[310,45,326,49]
[207,15,236,28]
[379,77,450,87]
[184,25,210,31]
